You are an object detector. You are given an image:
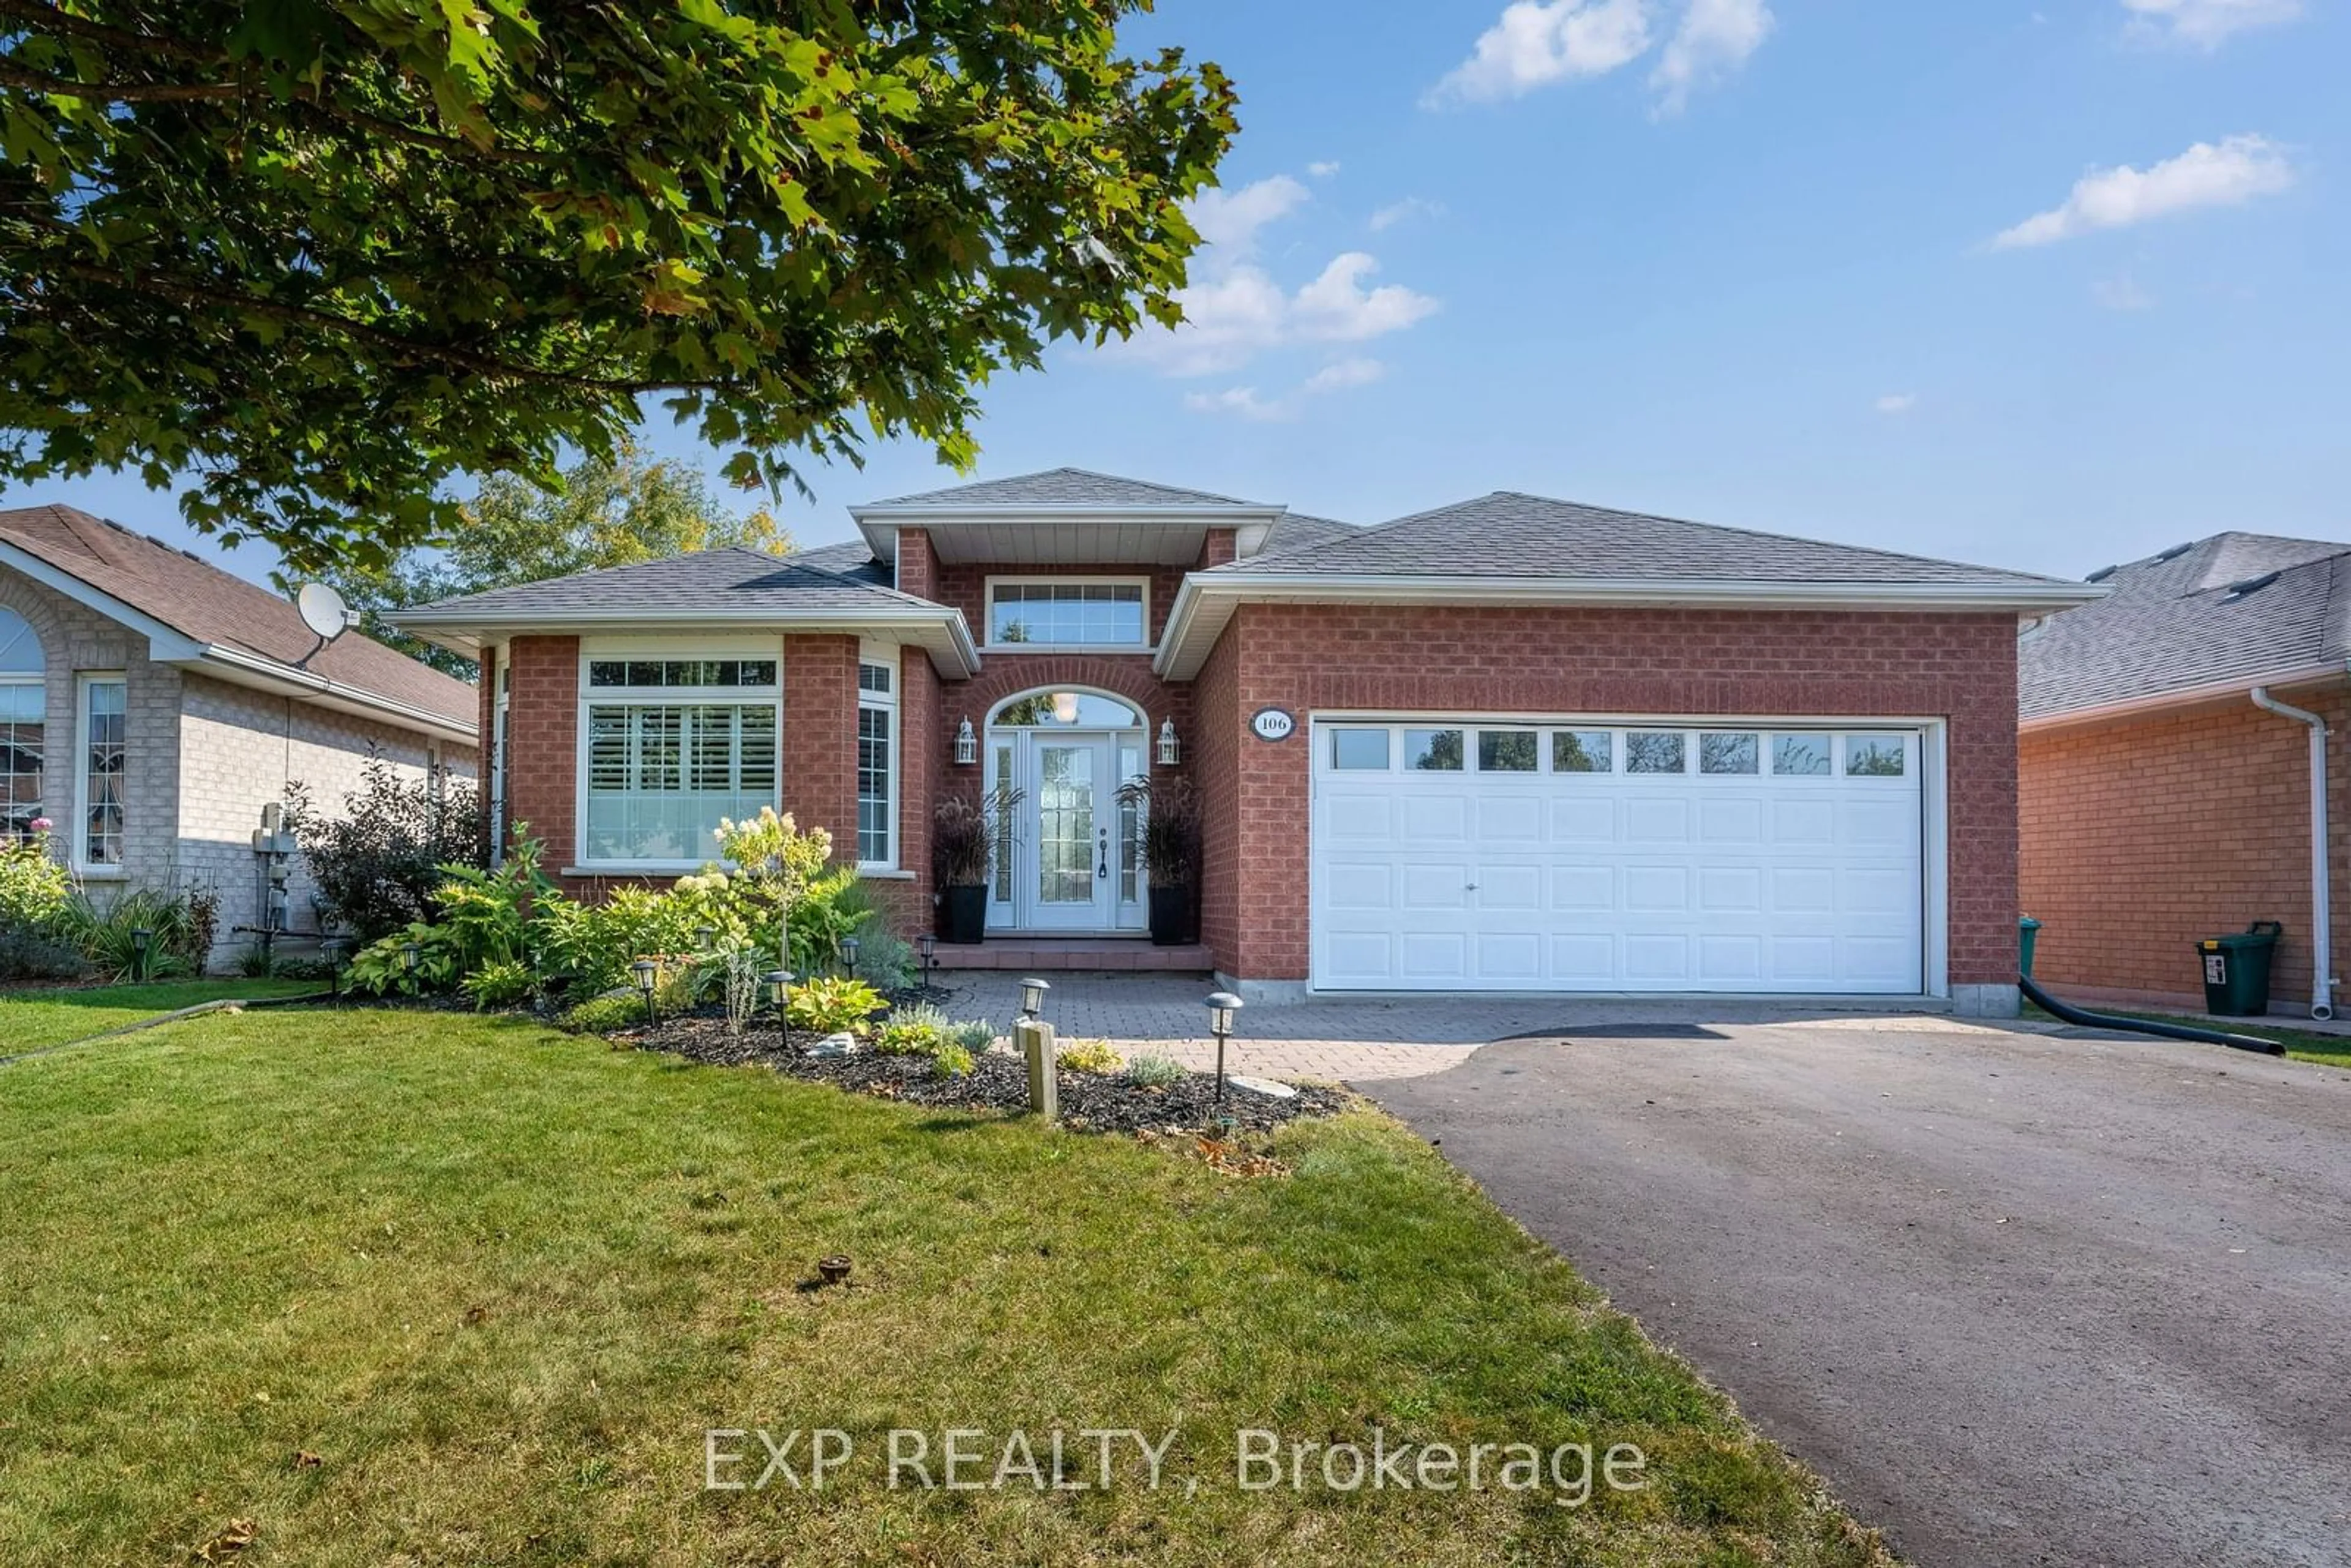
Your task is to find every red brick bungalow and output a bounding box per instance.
[2020,532,2351,1019]
[397,469,2090,1011]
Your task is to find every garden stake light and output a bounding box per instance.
[632,959,659,1026]
[1019,976,1051,1019]
[400,940,421,988]
[917,931,937,991]
[1204,992,1242,1107]
[764,969,791,1041]
[131,926,152,979]
[839,935,860,978]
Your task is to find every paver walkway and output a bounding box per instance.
[929,970,2011,1082]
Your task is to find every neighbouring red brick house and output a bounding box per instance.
[398,469,2089,1011]
[2021,532,2351,1019]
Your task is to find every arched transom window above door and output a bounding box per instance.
[988,692,1141,729]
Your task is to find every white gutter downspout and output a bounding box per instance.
[2251,687,2336,1020]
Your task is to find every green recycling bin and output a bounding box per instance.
[2198,921,2282,1016]
[2019,916,2042,978]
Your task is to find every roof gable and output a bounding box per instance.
[1212,490,2075,587]
[866,467,1264,510]
[2022,531,2351,721]
[0,503,476,727]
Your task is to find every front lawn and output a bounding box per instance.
[0,1006,1885,1566]
[0,977,320,1053]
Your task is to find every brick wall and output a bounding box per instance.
[177,672,460,964]
[864,640,939,934]
[1212,602,2023,986]
[504,635,579,873]
[2020,688,2350,1010]
[781,633,858,853]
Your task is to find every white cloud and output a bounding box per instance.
[1307,160,1342,178]
[1992,134,2292,249]
[1651,0,1774,114]
[1425,0,1654,105]
[1302,357,1389,394]
[1293,253,1442,343]
[2121,0,2301,48]
[1875,393,1918,415]
[1114,257,1436,377]
[1187,359,1391,421]
[1183,174,1310,257]
[1183,386,1289,421]
[2093,273,2157,310]
[1368,197,1447,232]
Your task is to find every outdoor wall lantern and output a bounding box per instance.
[1204,991,1243,1106]
[764,968,792,1040]
[631,958,659,1026]
[954,718,978,765]
[1051,691,1080,724]
[1019,976,1051,1019]
[1157,718,1180,767]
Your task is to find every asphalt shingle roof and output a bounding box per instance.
[402,546,939,620]
[0,504,476,726]
[1213,491,2076,585]
[868,467,1264,509]
[2020,531,2351,721]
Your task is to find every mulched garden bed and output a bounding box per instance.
[617,1013,1349,1136]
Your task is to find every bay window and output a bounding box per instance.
[580,650,778,867]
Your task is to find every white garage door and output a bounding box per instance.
[1311,722,1927,994]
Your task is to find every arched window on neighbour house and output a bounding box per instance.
[0,608,44,842]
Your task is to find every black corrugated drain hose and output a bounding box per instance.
[2019,974,2285,1057]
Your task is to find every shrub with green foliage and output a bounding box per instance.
[286,751,483,942]
[786,977,883,1037]
[1056,1038,1125,1076]
[1124,1052,1185,1089]
[931,1042,975,1079]
[346,920,461,996]
[459,959,536,1010]
[848,928,915,991]
[948,1018,998,1056]
[558,992,654,1035]
[873,1002,950,1057]
[0,831,72,942]
[51,885,205,981]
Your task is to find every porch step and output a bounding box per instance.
[928,939,1212,973]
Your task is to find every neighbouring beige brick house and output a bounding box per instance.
[2,503,478,967]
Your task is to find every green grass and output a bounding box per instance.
[0,977,320,1052]
[0,1007,1886,1567]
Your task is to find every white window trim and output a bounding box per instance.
[0,640,42,843]
[573,642,782,872]
[982,574,1153,653]
[73,671,126,877]
[856,641,899,871]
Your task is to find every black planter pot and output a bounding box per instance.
[939,885,988,945]
[1148,885,1196,947]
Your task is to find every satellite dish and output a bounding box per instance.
[295,582,352,645]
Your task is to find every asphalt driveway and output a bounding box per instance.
[1369,1018,2351,1568]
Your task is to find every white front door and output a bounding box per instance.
[1027,737,1116,930]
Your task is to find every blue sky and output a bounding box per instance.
[9,0,2344,587]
